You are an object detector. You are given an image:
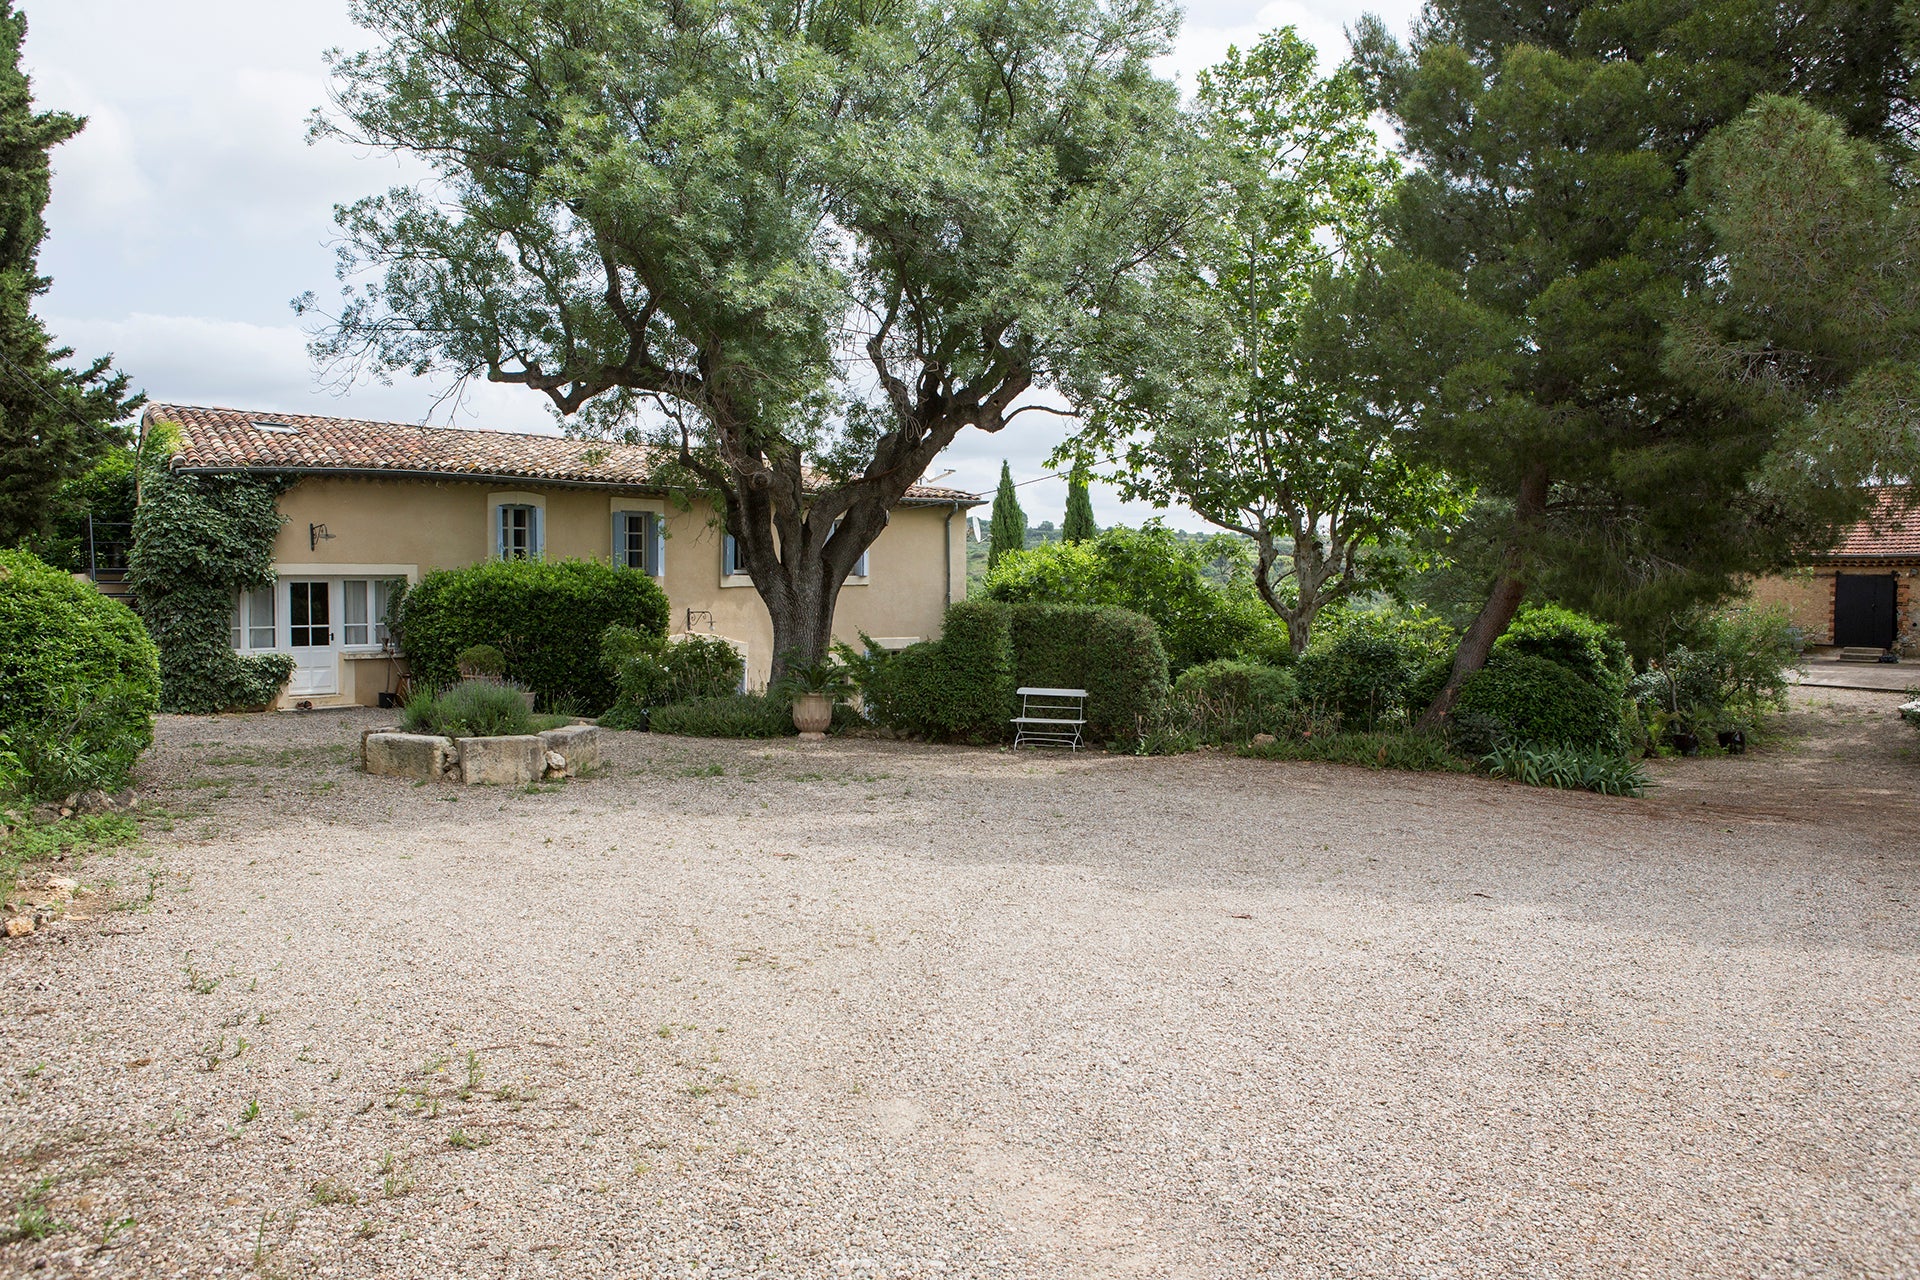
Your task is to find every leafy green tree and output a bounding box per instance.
[1062,460,1096,543]
[308,0,1186,676]
[1350,0,1918,724]
[987,461,1027,572]
[1071,30,1457,656]
[0,2,140,546]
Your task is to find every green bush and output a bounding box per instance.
[1241,729,1468,773]
[128,466,294,714]
[400,680,549,738]
[1482,742,1649,797]
[601,627,745,727]
[1296,627,1416,730]
[455,644,507,678]
[843,598,1169,744]
[984,524,1267,672]
[396,559,669,713]
[841,598,1017,741]
[1495,604,1631,702]
[1168,659,1299,741]
[0,549,161,799]
[1456,651,1625,751]
[1008,602,1170,742]
[1631,605,1802,739]
[649,693,796,738]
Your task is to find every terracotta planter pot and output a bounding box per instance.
[791,693,833,741]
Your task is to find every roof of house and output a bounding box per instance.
[1821,486,1920,563]
[144,403,979,505]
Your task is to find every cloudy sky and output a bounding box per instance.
[29,0,1420,529]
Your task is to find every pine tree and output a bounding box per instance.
[987,461,1027,571]
[0,2,139,546]
[1061,461,1096,543]
[1351,0,1917,724]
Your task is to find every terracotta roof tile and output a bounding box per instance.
[1822,486,1920,562]
[144,403,978,503]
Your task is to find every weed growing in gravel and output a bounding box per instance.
[447,1127,490,1150]
[240,1098,261,1124]
[2,1177,65,1243]
[457,1050,484,1100]
[196,1034,248,1073]
[309,1178,357,1207]
[182,953,221,995]
[354,1218,378,1239]
[377,1152,415,1198]
[98,1214,135,1249]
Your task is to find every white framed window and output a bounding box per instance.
[340,578,397,647]
[497,503,540,560]
[230,585,276,650]
[614,510,663,575]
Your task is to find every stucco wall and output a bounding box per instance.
[266,476,968,704]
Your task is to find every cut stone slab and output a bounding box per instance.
[456,735,546,786]
[364,732,456,781]
[540,724,600,776]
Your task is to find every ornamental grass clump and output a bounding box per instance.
[401,681,539,739]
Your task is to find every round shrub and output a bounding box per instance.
[1296,628,1415,730]
[1494,605,1630,702]
[1456,651,1624,752]
[455,645,507,679]
[397,559,669,713]
[0,549,160,799]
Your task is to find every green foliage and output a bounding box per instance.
[988,462,1028,572]
[843,597,1169,744]
[0,549,159,800]
[1631,605,1803,738]
[1007,603,1169,743]
[770,652,855,701]
[1072,28,1458,654]
[400,680,542,738]
[600,627,746,729]
[312,0,1188,677]
[455,645,506,678]
[127,465,293,714]
[1482,743,1649,798]
[649,694,795,739]
[1241,729,1467,773]
[1,811,138,900]
[984,524,1272,672]
[1457,652,1625,753]
[1062,462,1096,544]
[1344,0,1920,675]
[1165,659,1299,743]
[840,599,1017,742]
[1295,624,1416,731]
[1494,605,1631,702]
[396,559,669,713]
[23,447,137,573]
[0,3,142,547]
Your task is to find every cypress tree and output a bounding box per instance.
[987,461,1027,571]
[0,2,139,546]
[1062,461,1096,543]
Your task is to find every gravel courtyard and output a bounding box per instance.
[2,689,1916,1278]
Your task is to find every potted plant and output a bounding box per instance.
[772,652,854,741]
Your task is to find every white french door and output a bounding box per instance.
[284,579,339,696]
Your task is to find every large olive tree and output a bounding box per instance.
[306,0,1188,675]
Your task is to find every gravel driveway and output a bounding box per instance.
[2,689,1916,1278]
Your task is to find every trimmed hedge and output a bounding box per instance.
[1456,652,1625,752]
[1296,627,1416,730]
[0,549,160,799]
[1494,605,1631,703]
[649,693,795,738]
[848,599,1168,744]
[396,559,669,713]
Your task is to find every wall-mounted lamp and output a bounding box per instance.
[309,523,337,551]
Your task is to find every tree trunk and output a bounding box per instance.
[1415,462,1550,732]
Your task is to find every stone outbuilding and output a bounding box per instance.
[1748,487,1920,655]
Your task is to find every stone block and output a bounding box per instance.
[363,732,455,781]
[540,724,600,776]
[456,735,546,786]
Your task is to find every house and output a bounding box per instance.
[1748,486,1920,655]
[142,403,978,707]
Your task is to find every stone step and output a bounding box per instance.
[1838,646,1892,663]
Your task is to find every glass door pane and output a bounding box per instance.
[289,582,332,648]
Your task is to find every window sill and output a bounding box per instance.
[720,574,755,589]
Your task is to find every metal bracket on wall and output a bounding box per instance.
[685,609,714,633]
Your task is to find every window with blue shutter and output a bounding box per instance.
[614,511,663,574]
[723,532,746,577]
[498,504,540,559]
